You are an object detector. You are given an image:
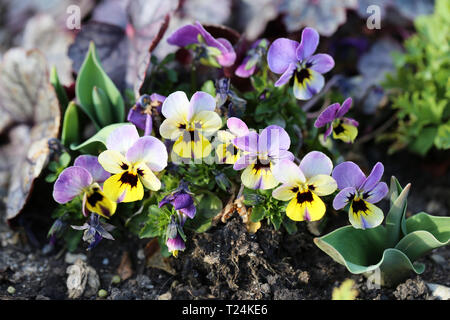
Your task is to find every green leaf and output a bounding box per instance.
[92,86,113,126]
[385,180,410,247]
[45,173,57,183]
[61,101,80,147]
[139,205,169,239]
[283,218,298,235]
[75,42,124,128]
[186,192,223,233]
[50,66,69,111]
[409,127,437,155]
[271,213,282,230]
[59,152,71,167]
[201,80,216,97]
[250,205,265,222]
[395,212,450,261]
[70,123,127,153]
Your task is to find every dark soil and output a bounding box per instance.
[0,147,448,300]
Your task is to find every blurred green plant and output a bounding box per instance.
[380,0,450,155]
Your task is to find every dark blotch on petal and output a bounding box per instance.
[296,190,314,204]
[295,68,311,85]
[119,171,139,188]
[351,199,368,214]
[87,191,104,207]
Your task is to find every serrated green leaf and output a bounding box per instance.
[139,205,168,239]
[250,205,265,222]
[61,101,80,147]
[75,42,124,129]
[70,123,127,153]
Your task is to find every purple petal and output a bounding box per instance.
[167,24,201,47]
[150,93,166,105]
[307,54,335,74]
[227,117,249,137]
[216,38,236,67]
[166,234,185,252]
[323,125,333,142]
[258,125,291,156]
[336,97,353,118]
[235,57,256,78]
[159,194,174,208]
[267,38,299,74]
[53,167,92,204]
[299,151,333,178]
[296,27,319,61]
[332,161,366,190]
[360,162,384,193]
[190,91,216,114]
[106,124,140,154]
[314,103,340,128]
[365,182,388,204]
[333,187,357,210]
[172,192,194,211]
[195,22,226,52]
[274,63,296,87]
[74,155,110,183]
[233,131,259,154]
[127,106,148,131]
[143,114,153,136]
[343,117,359,127]
[233,154,256,171]
[180,203,196,219]
[126,136,168,172]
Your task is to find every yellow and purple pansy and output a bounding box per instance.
[272,152,337,222]
[267,27,334,100]
[159,91,222,160]
[332,161,388,229]
[233,125,294,190]
[216,117,250,164]
[167,21,236,68]
[98,124,168,203]
[53,155,116,218]
[314,97,359,143]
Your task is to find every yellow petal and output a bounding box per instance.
[192,110,222,135]
[307,174,337,196]
[192,132,212,159]
[272,185,297,201]
[333,123,358,143]
[136,163,161,191]
[159,118,184,140]
[84,186,117,218]
[286,190,326,222]
[215,142,240,164]
[102,171,144,203]
[98,150,129,174]
[348,199,384,229]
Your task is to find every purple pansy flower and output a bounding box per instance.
[53,155,116,218]
[267,27,334,100]
[235,39,269,78]
[233,125,294,190]
[167,21,236,68]
[314,97,359,143]
[127,93,166,136]
[165,215,187,257]
[72,213,115,251]
[159,181,196,219]
[332,161,389,229]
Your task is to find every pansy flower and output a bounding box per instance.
[53,155,116,218]
[267,27,334,100]
[98,125,168,203]
[216,117,250,164]
[165,216,186,258]
[314,97,359,143]
[159,91,222,159]
[235,39,269,78]
[72,213,115,250]
[159,181,196,219]
[272,152,337,222]
[127,93,166,136]
[332,162,388,229]
[233,125,293,190]
[167,21,236,68]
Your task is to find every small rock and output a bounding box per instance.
[430,254,446,267]
[102,258,109,266]
[65,252,87,264]
[7,286,15,294]
[66,259,100,299]
[98,289,108,298]
[111,275,121,285]
[427,283,450,300]
[393,277,427,300]
[35,295,50,300]
[137,249,145,260]
[157,292,172,300]
[298,271,310,284]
